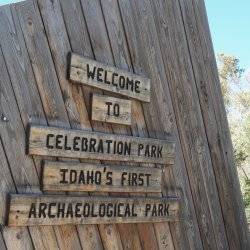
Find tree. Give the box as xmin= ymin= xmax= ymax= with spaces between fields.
xmin=217 ymin=53 xmax=244 ymax=106
xmin=217 ymin=54 xmax=250 ymax=208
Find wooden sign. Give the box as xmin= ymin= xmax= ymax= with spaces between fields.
xmin=42 ymin=161 xmax=162 ymax=193
xmin=7 ymin=194 xmax=180 ymax=226
xmin=92 ymin=94 xmax=132 ymax=125
xmin=28 ymin=125 xmax=175 ymax=164
xmin=69 ymin=53 xmax=151 ymax=102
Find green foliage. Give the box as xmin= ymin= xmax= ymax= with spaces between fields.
xmin=236 ymin=91 xmax=250 ymax=111
xmin=234 ymin=148 xmax=248 ymax=169
xmin=229 ymin=115 xmax=250 ymax=168
xmin=243 ymin=179 xmax=250 ymax=208
xmin=217 ymin=53 xmax=250 ymax=209
xmin=217 ymin=53 xmax=245 ymax=106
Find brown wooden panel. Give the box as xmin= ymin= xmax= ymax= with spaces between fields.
xmin=0 ymin=6 xmax=61 ymax=249
xmin=0 ymin=0 xmax=247 ymax=248
xmin=28 ymin=125 xmax=175 ymax=164
xmin=178 ymin=0 xmax=250 ymax=248
xmin=78 ymin=0 xmax=152 ymax=247
xmin=12 ymin=0 xmax=83 ymax=248
xmin=70 ymin=53 xmax=151 ymax=102
xmin=98 ymin=0 xmax=174 ymax=248
xmin=92 ymin=94 xmax=132 ymax=125
xmin=8 ymin=194 xmax=180 ymax=226
xmin=118 ymin=0 xmax=201 ymax=249
xmin=79 ymin=0 xmax=158 ymax=247
xmin=0 ymin=233 xmax=6 ymax=250
xmin=37 ymin=0 xmax=127 ymax=248
xmin=147 ymin=0 xmax=228 ymax=248
xmin=43 ymin=161 xmax=162 ymax=193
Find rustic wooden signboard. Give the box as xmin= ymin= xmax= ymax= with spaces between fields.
xmin=42 ymin=161 xmax=162 ymax=193
xmin=28 ymin=125 xmax=175 ymax=164
xmin=69 ymin=53 xmax=151 ymax=102
xmin=8 ymin=194 xmax=180 ymax=226
xmin=91 ymin=94 xmax=132 ymax=125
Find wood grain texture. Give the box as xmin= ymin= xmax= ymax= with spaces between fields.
xmin=178 ymin=0 xmax=250 ymax=248
xmin=3 ymin=227 xmax=34 ymax=250
xmin=78 ymin=0 xmax=145 ymax=249
xmin=0 ymin=12 xmax=60 ymax=249
xmin=43 ymin=161 xmax=162 ymax=193
xmin=118 ymin=0 xmax=202 ymax=249
xmin=0 ymin=0 xmax=248 ymax=248
xmin=0 ymin=135 xmax=16 ymax=226
xmin=70 ymin=53 xmax=151 ymax=102
xmin=28 ymin=125 xmax=175 ymax=164
xmin=37 ymin=0 xmax=123 ymax=248
xmin=30 ymin=0 xmax=103 ymax=248
xmin=147 ymin=0 xmax=228 ymax=248
xmin=13 ymin=0 xmax=83 ymax=249
xmin=92 ymin=94 xmax=132 ymax=125
xmin=98 ymin=1 xmax=171 ymax=248
xmin=8 ymin=194 xmax=180 ymax=226
xmin=0 ymin=233 xmax=6 ymax=250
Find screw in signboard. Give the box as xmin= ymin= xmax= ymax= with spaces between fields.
xmin=1 ymin=114 xmax=9 ymax=122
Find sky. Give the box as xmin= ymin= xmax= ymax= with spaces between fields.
xmin=0 ymin=0 xmax=23 ymax=5
xmin=0 ymin=0 xmax=249 ymax=71
xmin=205 ymin=0 xmax=250 ymax=72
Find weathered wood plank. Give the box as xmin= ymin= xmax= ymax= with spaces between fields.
xmin=0 ymin=13 xmax=55 ymax=248
xmin=0 ymin=48 xmax=36 ymax=249
xmin=0 ymin=137 xmax=16 ymax=226
xmin=13 ymin=0 xmax=83 ymax=249
xmin=73 ymin=4 xmax=141 ymax=246
xmin=42 ymin=161 xmax=162 ymax=193
xmin=98 ymin=0 xmax=163 ymax=248
xmin=0 ymin=232 xmax=6 ymax=250
xmin=0 ymin=3 xmax=70 ymax=249
xmin=1 ymin=137 xmax=47 ymax=249
xmin=15 ymin=1 xmax=69 ymax=127
xmin=118 ymin=0 xmax=203 ymax=249
xmin=146 ymin=0 xmax=228 ymax=248
xmin=8 ymin=194 xmax=180 ymax=226
xmin=1 ymin=0 xmax=242 ymax=249
xmin=0 ymin=24 xmax=39 ymax=192
xmin=28 ymin=125 xmax=175 ymax=164
xmin=61 ymin=0 xmax=123 ymax=246
xmin=92 ymin=94 xmax=132 ymax=125
xmin=75 ymin=225 xmax=103 ymax=250
xmin=3 ymin=227 xmax=34 ymax=250
xmin=37 ymin=0 xmax=123 ymax=248
xmin=70 ymin=53 xmax=150 ymax=102
xmin=0 ymin=136 xmax=32 ymax=250
xmin=178 ymin=0 xmax=250 ymax=248
xmin=99 ymin=0 xmax=176 ymax=248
